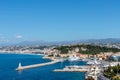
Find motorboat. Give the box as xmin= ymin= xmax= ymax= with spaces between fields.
xmin=87 ymin=59 xmax=101 ymax=65
xmin=68 ymin=55 xmax=80 ymax=61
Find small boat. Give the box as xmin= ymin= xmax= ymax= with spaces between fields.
xmin=68 ymin=55 xmax=80 ymax=61
xmin=87 ymin=61 xmax=95 ymax=65
xmin=87 ymin=59 xmax=100 ymax=65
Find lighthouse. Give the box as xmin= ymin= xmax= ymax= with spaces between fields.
xmin=18 ymin=62 xmax=22 ymax=68
xmin=16 ymin=62 xmax=23 ymax=70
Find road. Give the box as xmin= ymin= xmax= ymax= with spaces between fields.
xmin=97 ymin=73 xmax=110 ymax=80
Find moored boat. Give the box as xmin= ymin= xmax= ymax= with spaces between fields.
xmin=68 ymin=55 xmax=80 ymax=61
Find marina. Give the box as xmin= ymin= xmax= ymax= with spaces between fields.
xmin=1 ymin=52 xmax=120 ymax=80
xmin=15 ymin=53 xmax=120 ymax=80
xmin=53 ymin=58 xmax=114 ymax=80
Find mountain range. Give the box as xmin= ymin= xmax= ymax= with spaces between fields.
xmin=0 ymin=38 xmax=120 ymax=46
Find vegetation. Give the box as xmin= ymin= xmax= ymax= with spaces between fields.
xmin=104 ymin=65 xmax=120 ymax=80
xmin=55 ymin=45 xmax=120 ymax=54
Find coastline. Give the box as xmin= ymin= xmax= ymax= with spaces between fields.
xmin=0 ymin=52 xmax=56 ymax=61
xmin=0 ymin=52 xmax=45 ymax=57
xmin=0 ymin=51 xmax=58 ymax=61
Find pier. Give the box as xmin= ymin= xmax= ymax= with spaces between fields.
xmin=53 ymin=66 xmax=90 ymax=72
xmin=54 ymin=69 xmax=88 ymax=72
xmin=16 ymin=60 xmax=60 ymax=70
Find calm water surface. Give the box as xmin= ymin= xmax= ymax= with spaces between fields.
xmin=0 ymin=53 xmax=86 ymax=80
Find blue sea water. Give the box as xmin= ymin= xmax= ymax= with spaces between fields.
xmin=0 ymin=53 xmax=86 ymax=80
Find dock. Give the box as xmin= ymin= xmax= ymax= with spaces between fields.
xmin=16 ymin=60 xmax=60 ymax=70
xmin=53 ymin=66 xmax=90 ymax=72
xmin=54 ymin=69 xmax=88 ymax=72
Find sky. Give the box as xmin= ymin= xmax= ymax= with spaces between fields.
xmin=0 ymin=0 xmax=120 ymax=43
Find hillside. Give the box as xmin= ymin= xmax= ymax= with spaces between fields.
xmin=55 ymin=44 xmax=120 ymax=54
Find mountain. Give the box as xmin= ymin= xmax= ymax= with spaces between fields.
xmin=0 ymin=38 xmax=120 ymax=46
xmin=15 ymin=40 xmax=51 ymax=46
xmin=16 ymin=38 xmax=120 ymax=46
xmin=84 ymin=38 xmax=120 ymax=44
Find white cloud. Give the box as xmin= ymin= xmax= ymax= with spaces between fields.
xmin=15 ymin=35 xmax=23 ymax=39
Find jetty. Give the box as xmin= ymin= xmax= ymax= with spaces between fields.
xmin=16 ymin=60 xmax=60 ymax=70
xmin=53 ymin=65 xmax=90 ymax=72
xmin=54 ymin=68 xmax=88 ymax=72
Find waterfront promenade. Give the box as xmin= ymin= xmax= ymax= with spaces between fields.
xmin=16 ymin=60 xmax=60 ymax=70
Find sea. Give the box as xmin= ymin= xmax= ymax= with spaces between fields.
xmin=0 ymin=53 xmax=86 ymax=80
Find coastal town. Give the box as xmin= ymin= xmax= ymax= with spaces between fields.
xmin=0 ymin=43 xmax=120 ymax=80
xmin=0 ymin=0 xmax=120 ymax=80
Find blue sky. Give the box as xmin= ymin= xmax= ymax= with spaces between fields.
xmin=0 ymin=0 xmax=120 ymax=43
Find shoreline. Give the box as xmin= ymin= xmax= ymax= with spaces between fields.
xmin=0 ymin=52 xmax=55 ymax=61
xmin=0 ymin=52 xmax=57 ymax=61
xmin=0 ymin=52 xmax=44 ymax=55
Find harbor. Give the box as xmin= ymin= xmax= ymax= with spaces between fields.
xmin=15 ymin=52 xmax=120 ymax=80
xmin=52 ymin=57 xmax=120 ymax=80
xmin=53 ymin=65 xmax=102 ymax=80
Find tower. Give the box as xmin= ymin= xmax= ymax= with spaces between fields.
xmin=18 ymin=62 xmax=22 ymax=68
